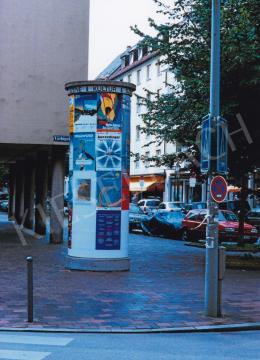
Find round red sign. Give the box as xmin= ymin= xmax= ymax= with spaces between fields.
xmin=210 ymin=176 xmax=228 ymax=203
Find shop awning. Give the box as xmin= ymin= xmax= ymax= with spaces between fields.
xmin=130 ymin=180 xmax=157 ymax=192
xmin=129 ymin=175 xmax=164 ymax=192
xmin=227 ymin=185 xmax=241 ymax=193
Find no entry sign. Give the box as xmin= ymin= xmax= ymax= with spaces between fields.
xmin=210 ymin=176 xmax=228 ymax=203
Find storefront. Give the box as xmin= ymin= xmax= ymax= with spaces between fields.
xmin=130 ymin=175 xmax=165 ymax=202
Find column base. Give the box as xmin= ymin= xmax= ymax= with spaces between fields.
xmin=66 ymin=256 xmax=130 ymax=272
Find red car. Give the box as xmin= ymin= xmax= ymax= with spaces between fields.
xmin=182 ymin=209 xmax=258 ymax=243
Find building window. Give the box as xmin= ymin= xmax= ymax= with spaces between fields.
xmin=128 ymin=74 xmax=132 ymax=83
xmin=156 ymin=62 xmax=161 ymax=76
xmin=142 ymin=46 xmax=148 ymax=57
xmin=146 ymin=64 xmax=151 ymax=81
xmin=145 ymin=151 xmax=150 ymax=168
xmin=136 ymin=96 xmax=141 ymax=113
xmin=136 ymin=125 xmax=141 ymax=141
xmin=120 ymin=78 xmax=123 ymax=82
xmin=137 ymin=70 xmax=141 ymax=85
xmin=133 ymin=48 xmax=138 ymax=62
xmin=135 ymin=159 xmax=140 ymax=169
xmin=156 ymin=149 xmax=161 ymax=157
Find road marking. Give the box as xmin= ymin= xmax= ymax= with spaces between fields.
xmin=0 ymin=334 xmax=73 ymax=346
xmin=0 ymin=349 xmax=50 ymax=360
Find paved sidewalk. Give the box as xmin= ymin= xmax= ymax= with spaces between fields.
xmin=0 ymin=214 xmax=259 ymax=330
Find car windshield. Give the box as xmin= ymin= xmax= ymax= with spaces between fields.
xmin=218 ymin=211 xmax=238 ymax=222
xmin=248 ymin=211 xmax=260 ymax=218
xmin=160 ymin=211 xmax=184 ymax=222
xmin=146 ymin=200 xmax=160 ymax=207
xmin=168 ymin=202 xmax=184 ymax=208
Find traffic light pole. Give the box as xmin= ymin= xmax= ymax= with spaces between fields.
xmin=205 ymin=0 xmax=221 ymax=317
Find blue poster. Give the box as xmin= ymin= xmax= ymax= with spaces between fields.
xmin=97 ymin=93 xmax=122 ymax=131
xmin=96 ymin=210 xmax=121 ymax=250
xmin=121 ymin=95 xmax=131 ymax=171
xmin=74 ymin=94 xmax=97 ymax=132
xmin=73 ymin=133 xmax=95 ymax=171
xmin=96 ymin=132 xmax=122 ymax=171
xmin=96 ymin=171 xmax=121 ymax=209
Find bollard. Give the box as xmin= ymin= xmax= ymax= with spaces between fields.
xmin=27 ymin=256 xmax=33 ymax=323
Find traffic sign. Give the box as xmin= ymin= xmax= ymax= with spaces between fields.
xmin=201 ymin=115 xmax=211 ymax=173
xmin=217 ymin=117 xmax=228 ymax=174
xmin=210 ymin=176 xmax=228 ymax=203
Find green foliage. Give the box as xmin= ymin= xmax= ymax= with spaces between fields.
xmin=132 ymin=0 xmax=260 ymax=178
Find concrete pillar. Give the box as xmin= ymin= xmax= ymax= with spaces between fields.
xmin=24 ymin=156 xmax=35 ymax=230
xmin=164 ymin=170 xmax=172 ymax=202
xmin=183 ymin=180 xmax=187 ymax=203
xmin=201 ymin=182 xmax=207 ymax=202
xmin=14 ymin=160 xmax=25 ymax=225
xmin=35 ymin=151 xmax=48 ymax=235
xmin=50 ymin=146 xmax=65 ymax=244
xmin=8 ymin=163 xmax=16 ymax=220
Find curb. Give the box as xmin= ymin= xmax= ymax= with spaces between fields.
xmin=0 ymin=323 xmax=259 ymax=334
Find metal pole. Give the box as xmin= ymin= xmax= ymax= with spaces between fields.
xmin=27 ymin=256 xmax=33 ymax=322
xmin=205 ymin=0 xmax=221 ymax=317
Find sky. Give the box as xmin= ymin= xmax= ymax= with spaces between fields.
xmin=88 ymin=0 xmax=166 ymax=79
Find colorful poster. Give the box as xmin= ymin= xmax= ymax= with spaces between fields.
xmin=73 ymin=171 xmax=96 ymax=206
xmin=96 ymin=210 xmax=121 ymax=250
xmin=96 ymin=171 xmax=121 ymax=209
xmin=69 ymin=96 xmax=75 ymax=133
xmin=73 ymin=133 xmax=95 ymax=171
xmin=121 ymin=94 xmax=131 ymax=171
xmin=74 ymin=94 xmax=97 ymax=132
xmin=68 ymin=207 xmax=73 ymax=249
xmin=96 ymin=132 xmax=122 ymax=171
xmin=97 ymin=93 xmax=122 ymax=131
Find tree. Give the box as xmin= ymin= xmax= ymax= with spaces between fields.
xmin=132 ymin=0 xmax=260 ymax=244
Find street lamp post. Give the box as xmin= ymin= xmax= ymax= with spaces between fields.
xmin=204 ymin=0 xmax=221 ymax=317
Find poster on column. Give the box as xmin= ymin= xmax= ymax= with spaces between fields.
xmin=73 ymin=133 xmax=95 ymax=171
xmin=121 ymin=94 xmax=131 ymax=171
xmin=69 ymin=96 xmax=75 ymax=133
xmin=96 ymin=132 xmax=122 ymax=171
xmin=73 ymin=171 xmax=96 ymax=206
xmin=96 ymin=171 xmax=121 ymax=209
xmin=97 ymin=93 xmax=122 ymax=131
xmin=121 ymin=172 xmax=130 ymax=210
xmin=74 ymin=94 xmax=97 ymax=132
xmin=96 ymin=210 xmax=121 ymax=250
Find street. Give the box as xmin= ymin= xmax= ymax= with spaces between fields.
xmin=0 ymin=330 xmax=259 ymax=359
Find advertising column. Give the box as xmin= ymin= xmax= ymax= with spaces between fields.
xmin=65 ymin=81 xmax=135 ymax=271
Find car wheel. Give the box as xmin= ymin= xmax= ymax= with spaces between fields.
xmin=182 ymin=229 xmax=190 ymax=241
xmin=140 ymin=222 xmax=152 ymax=236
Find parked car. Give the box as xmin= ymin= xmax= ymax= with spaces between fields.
xmin=158 ymin=201 xmax=185 ymax=212
xmin=182 ymin=209 xmax=258 ymax=243
xmin=0 ymin=200 xmax=8 ymax=212
xmin=141 ymin=209 xmax=184 ymax=238
xmin=138 ymin=198 xmax=161 ymax=214
xmin=245 ymin=208 xmax=260 ymax=235
xmin=129 ymin=203 xmax=150 ymax=232
xmin=184 ymin=202 xmax=207 ymax=213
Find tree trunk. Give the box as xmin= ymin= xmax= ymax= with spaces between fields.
xmin=238 ymin=175 xmax=248 ymax=247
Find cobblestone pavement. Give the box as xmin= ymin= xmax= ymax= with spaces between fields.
xmin=0 ymin=213 xmax=259 ymax=330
